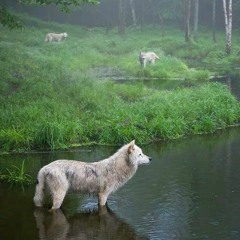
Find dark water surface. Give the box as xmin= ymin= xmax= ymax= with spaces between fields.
xmin=1 ymin=127 xmax=240 ymax=239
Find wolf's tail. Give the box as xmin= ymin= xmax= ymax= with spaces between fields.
xmin=33 ymin=168 xmax=45 ymax=207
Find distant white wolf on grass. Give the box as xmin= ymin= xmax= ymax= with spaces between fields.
xmin=139 ymin=51 xmax=160 ymax=68
xmin=33 ymin=140 xmax=152 ymax=209
xmin=45 ymin=32 xmax=68 ymax=42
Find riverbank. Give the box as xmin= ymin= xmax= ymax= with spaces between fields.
xmin=1 ymin=14 xmax=240 ymax=152
xmin=1 ymin=77 xmax=240 ymax=152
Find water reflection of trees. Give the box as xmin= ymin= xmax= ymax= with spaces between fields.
xmin=34 ymin=205 xmax=148 ymax=240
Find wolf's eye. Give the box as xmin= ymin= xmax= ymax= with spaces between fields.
xmin=139 ymin=153 xmax=142 ymax=157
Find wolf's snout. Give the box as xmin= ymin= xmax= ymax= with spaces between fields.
xmin=149 ymin=157 xmax=152 ymax=161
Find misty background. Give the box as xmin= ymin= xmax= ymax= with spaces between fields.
xmin=2 ymin=0 xmax=240 ymax=30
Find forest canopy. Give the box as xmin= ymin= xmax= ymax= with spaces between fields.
xmin=0 ymin=0 xmax=98 ymax=29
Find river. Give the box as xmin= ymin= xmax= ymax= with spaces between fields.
xmin=1 ymin=127 xmax=240 ymax=239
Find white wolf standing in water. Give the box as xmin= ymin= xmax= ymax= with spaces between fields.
xmin=139 ymin=51 xmax=160 ymax=68
xmin=33 ymin=140 xmax=151 ymax=209
xmin=45 ymin=32 xmax=68 ymax=42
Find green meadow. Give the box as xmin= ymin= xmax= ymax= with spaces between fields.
xmin=1 ymin=14 xmax=240 ymax=152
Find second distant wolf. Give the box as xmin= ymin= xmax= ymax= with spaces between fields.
xmin=139 ymin=51 xmax=159 ymax=68
xmin=45 ymin=32 xmax=68 ymax=42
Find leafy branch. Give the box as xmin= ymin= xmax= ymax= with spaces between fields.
xmin=0 ymin=0 xmax=99 ymax=29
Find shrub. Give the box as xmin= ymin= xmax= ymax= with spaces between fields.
xmin=0 ymin=160 xmax=32 ymax=185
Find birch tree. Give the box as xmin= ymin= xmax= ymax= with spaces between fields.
xmin=222 ymin=0 xmax=232 ymax=55
xmin=129 ymin=0 xmax=137 ymax=26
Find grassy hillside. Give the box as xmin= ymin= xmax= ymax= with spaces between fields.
xmin=0 ymin=14 xmax=240 ymax=152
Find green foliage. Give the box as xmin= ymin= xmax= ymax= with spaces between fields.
xmin=0 ymin=0 xmax=98 ymax=29
xmin=0 ymin=6 xmax=23 ymax=29
xmin=143 ymin=83 xmax=240 ymax=137
xmin=185 ymin=69 xmax=210 ymax=81
xmin=151 ymin=0 xmax=183 ymax=21
xmin=1 ymin=15 xmax=240 ymax=152
xmin=34 ymin=121 xmax=66 ymax=150
xmin=0 ymin=129 xmax=31 ymax=152
xmin=1 ymin=74 xmax=240 ymax=151
xmin=0 ymin=160 xmax=32 ymax=185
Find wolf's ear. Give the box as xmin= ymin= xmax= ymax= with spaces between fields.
xmin=128 ymin=140 xmax=135 ymax=154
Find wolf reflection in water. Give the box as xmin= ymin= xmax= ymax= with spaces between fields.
xmin=34 ymin=205 xmax=149 ymax=240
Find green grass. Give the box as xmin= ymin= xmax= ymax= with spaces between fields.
xmin=0 ymin=160 xmax=32 ymax=184
xmin=0 ymin=13 xmax=240 ymax=152
xmin=1 ymin=76 xmax=240 ymax=151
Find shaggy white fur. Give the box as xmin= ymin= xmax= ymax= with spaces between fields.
xmin=45 ymin=32 xmax=68 ymax=42
xmin=33 ymin=140 xmax=151 ymax=209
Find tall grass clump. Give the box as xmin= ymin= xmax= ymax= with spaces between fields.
xmin=143 ymin=83 xmax=240 ymax=139
xmin=1 ymin=70 xmax=240 ymax=150
xmin=90 ymin=82 xmax=240 ymax=144
xmin=185 ymin=69 xmax=210 ymax=81
xmin=0 ymin=160 xmax=32 ymax=185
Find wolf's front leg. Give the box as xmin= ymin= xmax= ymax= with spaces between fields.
xmin=98 ymin=192 xmax=109 ymax=206
xmin=143 ymin=59 xmax=147 ymax=68
xmin=51 ymin=188 xmax=67 ymax=209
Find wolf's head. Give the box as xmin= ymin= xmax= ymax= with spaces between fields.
xmin=127 ymin=140 xmax=151 ymax=165
xmin=63 ymin=33 xmax=68 ymax=38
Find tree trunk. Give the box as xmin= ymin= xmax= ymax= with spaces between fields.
xmin=223 ymin=0 xmax=232 ymax=55
xmin=193 ymin=0 xmax=199 ymax=40
xmin=140 ymin=0 xmax=145 ymax=32
xmin=212 ymin=0 xmax=217 ymax=43
xmin=184 ymin=0 xmax=191 ymax=42
xmin=158 ymin=13 xmax=165 ymax=37
xmin=47 ymin=5 xmax=53 ymax=22
xmin=118 ymin=0 xmax=126 ymax=35
xmin=129 ymin=0 xmax=137 ymax=26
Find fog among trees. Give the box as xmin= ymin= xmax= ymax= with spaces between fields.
xmin=1 ymin=0 xmax=240 ymax=54
xmin=1 ymin=0 xmax=240 ymax=29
